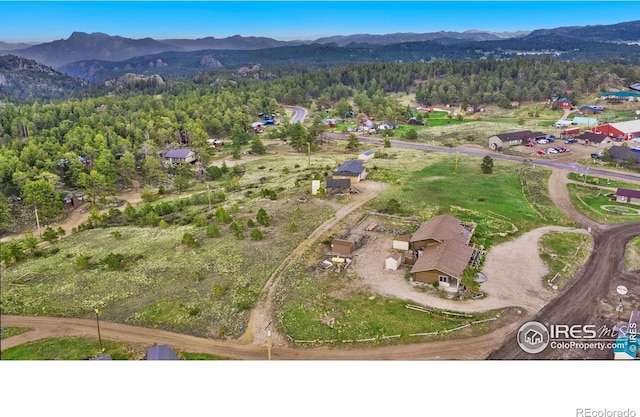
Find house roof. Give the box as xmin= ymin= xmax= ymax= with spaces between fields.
xmin=608 ymin=120 xmax=640 ymax=134
xmin=601 ymin=91 xmax=640 ymax=98
xmin=572 ymin=117 xmax=598 ymax=126
xmin=335 ymin=160 xmax=365 ymax=175
xmin=410 ymin=238 xmax=474 ymax=279
xmin=144 ymin=344 xmax=179 ymax=360
xmin=558 ymin=97 xmax=572 ymax=103
xmin=615 ymin=188 xmax=640 ymax=199
xmin=410 ymin=214 xmax=472 ymax=246
xmin=493 ymin=130 xmax=546 ymax=142
xmin=165 ymin=149 xmax=194 ymax=159
xmin=608 ymin=146 xmax=640 ymax=164
xmin=326 ymin=178 xmax=351 ymax=188
xmin=579 ymin=105 xmax=602 ymax=111
xmin=575 ymin=132 xmax=609 ymax=143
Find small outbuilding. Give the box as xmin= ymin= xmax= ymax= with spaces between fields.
xmin=331 ymin=238 xmax=355 ymax=255
xmin=385 ymin=253 xmax=403 ymax=270
xmin=358 ymin=150 xmax=375 ymax=161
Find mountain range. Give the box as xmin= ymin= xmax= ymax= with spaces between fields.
xmin=0 ymin=28 xmax=532 ymax=69
xmin=1 ymin=19 xmax=640 ymax=97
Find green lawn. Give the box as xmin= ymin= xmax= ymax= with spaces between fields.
xmin=567 ymin=172 xmax=640 ymax=190
xmin=0 ymin=337 xmax=143 ymax=360
xmin=0 ymin=336 xmax=232 ymax=360
xmin=567 ymin=183 xmax=640 ymax=224
xmin=366 ymin=153 xmax=573 ymax=248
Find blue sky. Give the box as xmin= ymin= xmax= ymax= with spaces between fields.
xmin=0 ymin=1 xmax=638 ymax=43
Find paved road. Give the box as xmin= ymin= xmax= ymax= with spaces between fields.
xmin=283 ymin=105 xmax=307 ymax=124
xmin=329 ymin=133 xmax=640 ymax=184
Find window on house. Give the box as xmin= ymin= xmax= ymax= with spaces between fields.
xmin=439 ymin=276 xmax=448 ymax=283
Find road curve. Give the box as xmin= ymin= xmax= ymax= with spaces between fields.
xmin=282 ymin=105 xmax=307 ymax=124
xmin=489 ymin=222 xmax=640 ymax=359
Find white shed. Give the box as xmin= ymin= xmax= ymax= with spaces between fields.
xmin=392 ymin=240 xmax=409 ymax=251
xmin=385 ymin=253 xmax=403 ymax=270
xmin=311 ymin=180 xmax=321 ymax=195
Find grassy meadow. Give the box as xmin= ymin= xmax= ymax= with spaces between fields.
xmin=538 ymin=232 xmax=593 ymax=290
xmin=1 ymin=193 xmax=334 ymax=338
xmin=567 ymin=183 xmax=640 ymax=224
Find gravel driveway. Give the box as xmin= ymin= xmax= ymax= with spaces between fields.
xmin=352 ymin=224 xmax=589 ymax=314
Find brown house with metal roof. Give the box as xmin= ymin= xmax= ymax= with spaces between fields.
xmin=409 ymin=214 xmax=475 ymax=291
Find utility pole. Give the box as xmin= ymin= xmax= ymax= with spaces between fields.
xmin=307 ymin=142 xmax=311 ymax=166
xmin=206 ymin=183 xmax=212 ymax=211
xmin=34 ymin=205 xmax=41 ymax=237
xmin=95 ymin=308 xmax=103 ymax=352
xmin=266 ymin=330 xmax=272 ymax=361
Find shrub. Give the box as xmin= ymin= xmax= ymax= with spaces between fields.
xmin=213 ymin=285 xmax=226 ymax=299
xmin=250 ymin=228 xmax=263 ymax=241
xmin=181 ymin=232 xmax=198 ymax=247
xmin=256 ymin=208 xmax=269 ymax=226
xmin=42 ymin=226 xmax=59 ymax=244
xmin=105 ymin=253 xmax=124 ymax=270
xmin=76 ymin=255 xmax=90 ymax=271
xmin=111 ymin=231 xmax=123 ymax=240
xmin=206 ymin=224 xmax=220 ymax=238
xmin=158 ymin=219 xmax=169 ymax=229
xmin=194 ymin=271 xmax=204 ymax=282
xmin=247 ymin=219 xmax=256 ymax=228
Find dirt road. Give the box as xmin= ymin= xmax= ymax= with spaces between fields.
xmin=489 ymin=222 xmax=640 ymax=359
xmin=239 ymin=181 xmax=387 ymax=347
xmin=0 ymin=314 xmax=519 ymax=360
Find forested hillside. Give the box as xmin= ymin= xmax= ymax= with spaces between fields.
xmin=1 ymin=57 xmax=639 ymax=232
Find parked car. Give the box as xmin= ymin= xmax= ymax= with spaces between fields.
xmin=565 ymin=138 xmax=576 ymax=144
xmin=590 ymin=153 xmax=600 ymax=159
xmin=536 ymin=139 xmax=548 ymax=144
xmin=548 ymin=148 xmax=559 ymax=154
xmin=559 ymin=147 xmax=568 ymax=153
xmin=546 ymin=137 xmax=555 ymax=143
xmin=537 ymin=150 xmax=546 ymax=155
xmin=525 ymin=142 xmax=535 ymax=147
